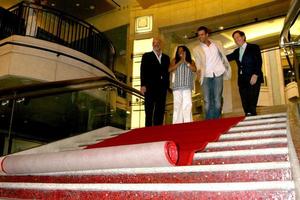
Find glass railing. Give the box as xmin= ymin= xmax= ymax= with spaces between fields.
xmin=0 ymin=76 xmax=143 ymax=155
xmin=279 ymin=0 xmax=300 ymax=90
xmin=279 ymin=0 xmax=300 ymax=48
xmin=0 ymin=1 xmax=115 ymax=70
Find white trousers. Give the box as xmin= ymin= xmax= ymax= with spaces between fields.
xmin=172 ymin=89 xmax=193 ymax=124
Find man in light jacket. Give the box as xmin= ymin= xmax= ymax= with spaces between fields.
xmin=193 ymin=26 xmax=231 ymax=119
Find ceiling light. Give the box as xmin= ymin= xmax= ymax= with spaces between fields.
xmin=76 ymin=3 xmax=80 ymax=7
xmin=89 ymin=5 xmax=95 ymax=10
xmin=51 ymin=3 xmax=55 ymax=6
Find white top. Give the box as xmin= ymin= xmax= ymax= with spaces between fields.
xmin=153 ymin=50 xmax=162 ymax=64
xmin=200 ymin=42 xmax=225 ymax=77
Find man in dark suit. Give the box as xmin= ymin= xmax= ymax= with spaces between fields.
xmin=227 ymin=30 xmax=263 ymax=116
xmin=140 ymin=37 xmax=170 ymax=126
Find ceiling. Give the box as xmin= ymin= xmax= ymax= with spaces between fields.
xmin=0 ymin=0 xmax=176 ymax=19
xmin=0 ymin=0 xmax=291 ymax=49
xmin=161 ymin=0 xmax=291 ymax=50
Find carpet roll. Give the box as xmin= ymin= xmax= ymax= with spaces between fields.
xmin=0 ymin=141 xmax=178 ymax=174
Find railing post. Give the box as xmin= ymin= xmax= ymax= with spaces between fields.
xmin=16 ymin=4 xmax=24 ymax=35
xmin=88 ymin=26 xmax=94 ymax=56
xmin=6 ymin=93 xmax=16 ymax=155
xmin=56 ymin=14 xmax=62 ymax=44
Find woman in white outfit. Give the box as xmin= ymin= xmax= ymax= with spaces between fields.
xmin=169 ymin=45 xmax=196 ymax=124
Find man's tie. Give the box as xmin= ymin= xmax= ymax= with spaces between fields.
xmin=239 ymin=47 xmax=244 ymax=62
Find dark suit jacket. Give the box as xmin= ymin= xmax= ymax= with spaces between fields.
xmin=227 ymin=43 xmax=263 ymax=82
xmin=140 ymin=51 xmax=170 ymax=92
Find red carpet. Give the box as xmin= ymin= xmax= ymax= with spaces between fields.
xmin=86 ymin=116 xmax=244 ymax=165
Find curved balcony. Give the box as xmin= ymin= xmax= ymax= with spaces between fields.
xmin=0 ymin=1 xmax=115 ymax=70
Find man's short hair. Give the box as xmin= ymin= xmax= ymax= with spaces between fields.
xmin=197 ymin=26 xmax=209 ymax=34
xmin=232 ymin=30 xmax=245 ymax=38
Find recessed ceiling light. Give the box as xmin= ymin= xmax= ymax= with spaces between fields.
xmin=76 ymin=3 xmax=80 ymax=7
xmin=51 ymin=3 xmax=55 ymax=6
xmin=89 ymin=5 xmax=95 ymax=10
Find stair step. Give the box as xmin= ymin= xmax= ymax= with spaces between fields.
xmin=219 ymin=129 xmax=287 ymax=140
xmin=220 ymin=129 xmax=287 ymax=141
xmin=195 ymin=148 xmax=288 ymax=159
xmin=0 ymin=181 xmax=295 ymax=200
xmin=237 ymin=117 xmax=286 ymax=126
xmin=206 ymin=138 xmax=287 ymax=149
xmin=0 ymin=169 xmax=291 ymax=183
xmin=193 ymin=155 xmax=288 ymax=165
xmin=228 ymin=123 xmax=286 ymax=133
xmin=0 ymin=162 xmax=291 ymax=183
xmin=205 ymin=138 xmax=287 ymax=151
xmin=193 ymin=148 xmax=289 ymax=165
xmin=244 ymin=113 xmax=287 ymax=120
xmin=205 ymin=143 xmax=288 ymax=152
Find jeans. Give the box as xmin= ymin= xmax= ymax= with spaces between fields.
xmin=202 ymin=74 xmax=223 ymax=119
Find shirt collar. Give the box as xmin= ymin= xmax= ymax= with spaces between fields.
xmin=241 ymin=42 xmax=247 ymax=49
xmin=153 ymin=50 xmax=162 ymax=57
xmin=200 ymin=39 xmax=213 ymax=47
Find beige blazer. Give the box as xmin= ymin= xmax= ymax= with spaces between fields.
xmin=193 ymin=39 xmax=231 ymax=85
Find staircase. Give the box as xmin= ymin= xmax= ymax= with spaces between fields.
xmin=0 ymin=113 xmax=299 ymax=199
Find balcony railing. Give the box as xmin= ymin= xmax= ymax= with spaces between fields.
xmin=0 ymin=1 xmax=115 ymax=70
xmin=0 ymin=76 xmax=144 ymax=155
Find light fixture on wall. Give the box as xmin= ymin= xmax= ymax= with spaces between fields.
xmin=135 ymin=16 xmax=153 ymax=33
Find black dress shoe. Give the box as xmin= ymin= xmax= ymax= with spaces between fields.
xmin=246 ymin=113 xmax=257 ymax=116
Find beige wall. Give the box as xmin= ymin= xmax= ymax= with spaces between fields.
xmin=259 ymin=49 xmax=285 ymax=106
xmin=0 ymin=36 xmax=115 ymax=82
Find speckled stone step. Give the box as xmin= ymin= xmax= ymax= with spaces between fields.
xmin=0 ymin=162 xmax=291 ymax=184
xmin=0 ymin=181 xmax=295 ymax=200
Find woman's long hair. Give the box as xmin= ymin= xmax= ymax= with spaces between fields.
xmin=175 ymin=45 xmax=192 ymax=64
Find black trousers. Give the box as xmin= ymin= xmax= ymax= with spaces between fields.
xmin=238 ymin=76 xmax=261 ymax=116
xmin=144 ymin=88 xmax=167 ymax=127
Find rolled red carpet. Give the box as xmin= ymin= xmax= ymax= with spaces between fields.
xmin=87 ymin=116 xmax=245 ymax=165
xmin=0 ymin=141 xmax=177 ymax=174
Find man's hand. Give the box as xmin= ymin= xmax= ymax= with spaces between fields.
xmin=250 ymin=74 xmax=258 ymax=85
xmin=140 ymin=86 xmax=146 ymax=95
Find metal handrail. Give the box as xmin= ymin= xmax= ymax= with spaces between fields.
xmin=1 ymin=1 xmax=115 ymax=70
xmin=0 ymin=76 xmax=143 ymax=101
xmin=279 ymin=0 xmax=300 ymax=47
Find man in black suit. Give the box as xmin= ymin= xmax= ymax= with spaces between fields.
xmin=227 ymin=30 xmax=263 ymax=116
xmin=140 ymin=38 xmax=170 ymax=126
